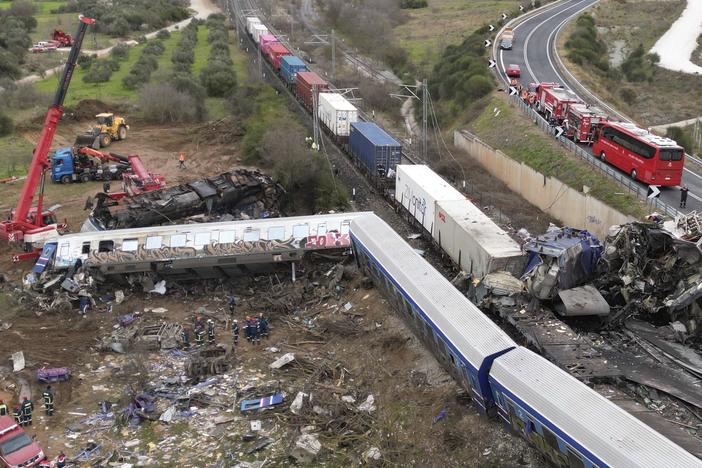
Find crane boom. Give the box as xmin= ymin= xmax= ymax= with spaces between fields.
xmin=1 ymin=15 xmax=94 ymax=245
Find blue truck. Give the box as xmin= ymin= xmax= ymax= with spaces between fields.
xmin=280 ymin=55 xmax=308 ymax=85
xmin=349 ymin=122 xmax=402 ymax=179
xmin=51 ymin=146 xmax=129 ymax=184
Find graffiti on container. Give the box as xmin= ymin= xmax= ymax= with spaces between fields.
xmin=586 ymin=215 xmax=602 ymax=225
xmin=402 ymin=184 xmax=427 ymax=218
xmin=304 ymin=232 xmax=350 ymax=248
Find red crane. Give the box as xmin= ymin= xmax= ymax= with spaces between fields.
xmin=0 ymin=15 xmax=95 ymax=259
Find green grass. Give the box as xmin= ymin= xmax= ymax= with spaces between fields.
xmin=0 ymin=135 xmax=33 ymax=178
xmin=471 ymin=94 xmax=648 ymax=218
xmin=192 ymin=26 xmax=210 ymax=76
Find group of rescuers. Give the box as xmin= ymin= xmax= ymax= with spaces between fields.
xmin=0 ymin=387 xmax=54 ymax=426
xmin=179 ymin=295 xmax=270 ymax=351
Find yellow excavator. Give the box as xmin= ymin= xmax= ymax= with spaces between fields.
xmin=75 ymin=113 xmax=129 ymax=149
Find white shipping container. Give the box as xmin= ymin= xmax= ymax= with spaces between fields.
xmin=395 ymin=165 xmax=464 ymax=235
xmin=434 ymin=199 xmax=526 ymax=278
xmin=318 ymin=93 xmax=358 ymax=137
xmin=252 ymin=24 xmax=269 ymax=44
xmin=246 ymin=17 xmax=261 ymax=35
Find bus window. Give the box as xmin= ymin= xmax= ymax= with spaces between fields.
xmin=660 ymin=148 xmax=683 ymax=161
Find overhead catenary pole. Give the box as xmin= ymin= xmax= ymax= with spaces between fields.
xmin=331 ymin=29 xmax=336 ymax=82
xmin=312 ymin=83 xmax=320 ymax=151
xmin=258 ymin=39 xmax=263 ymax=80
xmin=422 ymin=79 xmax=428 ymax=161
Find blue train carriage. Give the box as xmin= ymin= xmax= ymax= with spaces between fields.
xmin=280 ymin=55 xmax=308 ymax=86
xmin=350 ymin=214 xmax=516 ymax=412
xmin=348 ymin=122 xmax=402 ymax=185
xmin=489 ymin=346 xmax=702 ymax=468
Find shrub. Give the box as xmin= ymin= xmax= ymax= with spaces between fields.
xmin=200 ymin=62 xmax=237 ymax=97
xmin=77 ymin=52 xmax=96 ymax=68
xmin=109 ymin=17 xmax=130 ymax=37
xmin=82 ymin=59 xmax=115 ymax=83
xmin=621 ymin=44 xmax=658 ymax=82
xmin=139 ymin=84 xmax=199 ymax=123
xmin=400 ymin=0 xmax=428 ymax=8
xmin=0 ymin=112 xmax=13 ymax=137
xmin=156 ymin=29 xmax=171 ymax=40
xmin=565 ymin=14 xmax=609 ymax=72
xmin=619 ymin=87 xmax=636 ymax=105
xmin=110 ymin=43 xmax=129 ymax=61
xmin=142 ymin=41 xmax=166 ymax=56
xmin=171 ymin=48 xmax=195 ymax=65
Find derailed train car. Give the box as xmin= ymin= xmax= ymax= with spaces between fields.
xmin=350 ymin=214 xmax=701 ymax=468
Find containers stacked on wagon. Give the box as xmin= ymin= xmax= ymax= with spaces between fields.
xmin=259 ymin=34 xmax=277 ymax=51
xmin=266 ymin=43 xmax=291 ymax=69
xmin=251 ymin=23 xmax=268 ymax=44
xmin=318 ymin=93 xmax=358 ymax=138
xmin=245 ymin=17 xmax=261 ymax=35
xmin=280 ymin=56 xmax=309 ymax=85
xmin=296 ymin=71 xmax=328 ymax=110
xmin=349 ymin=122 xmax=402 ymax=178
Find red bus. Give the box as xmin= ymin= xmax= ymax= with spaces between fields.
xmin=592 ymin=122 xmax=684 ymax=186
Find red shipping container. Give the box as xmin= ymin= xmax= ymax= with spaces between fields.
xmin=296 ymin=71 xmax=329 ymax=110
xmin=266 ymin=43 xmax=291 ymax=69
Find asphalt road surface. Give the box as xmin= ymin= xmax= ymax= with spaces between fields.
xmin=498 ymin=0 xmax=702 ymax=213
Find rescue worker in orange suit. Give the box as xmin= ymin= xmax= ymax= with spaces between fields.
xmin=0 ymin=399 xmax=7 ymax=416
xmin=178 ymin=152 xmax=186 ymax=169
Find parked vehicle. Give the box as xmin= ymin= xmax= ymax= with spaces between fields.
xmin=348 ymin=122 xmax=402 ymax=179
xmin=500 ymin=27 xmax=514 ymax=49
xmin=0 ymin=415 xmax=46 ymax=467
xmin=592 ymin=121 xmax=685 ymax=185
xmin=506 ymin=64 xmax=521 ymax=78
xmin=52 ymin=28 xmax=73 ymax=47
xmin=318 ymin=93 xmax=358 ymax=138
xmin=536 ymin=86 xmax=579 ymax=121
xmin=51 ymin=147 xmax=129 ymax=184
xmin=564 ymin=104 xmax=608 ymax=144
xmin=75 ymin=113 xmax=129 ymax=149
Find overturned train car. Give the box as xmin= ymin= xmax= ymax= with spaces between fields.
xmin=83 ymin=170 xmax=281 ymax=231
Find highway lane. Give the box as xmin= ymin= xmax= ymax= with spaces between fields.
xmin=497 ymin=0 xmax=702 ymax=213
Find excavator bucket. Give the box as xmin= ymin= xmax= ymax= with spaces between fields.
xmin=75 ymin=131 xmax=100 ymax=149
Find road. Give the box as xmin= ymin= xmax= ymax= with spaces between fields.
xmin=497 ymin=0 xmax=702 ymax=213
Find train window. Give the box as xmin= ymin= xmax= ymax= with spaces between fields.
xmin=145 ymin=236 xmax=162 ymax=250
xmin=122 ymin=239 xmax=138 ymax=252
xmin=543 ymin=427 xmax=559 ymax=450
xmin=243 ymin=229 xmax=260 ymax=242
xmin=98 ymin=240 xmax=114 ymax=252
xmin=81 ymin=242 xmax=91 ymax=254
xmin=340 ymin=222 xmax=350 ymax=234
xmin=59 ymin=244 xmax=69 ymax=258
xmin=268 ymin=226 xmax=285 ymax=240
xmin=566 ymin=447 xmax=584 ymax=468
xmin=219 ymin=231 xmax=235 ymax=244
xmin=170 ymin=234 xmax=186 ymax=248
xmin=194 ymin=232 xmax=211 ymax=246
xmin=293 ymin=224 xmax=309 ymax=238
xmin=317 ymin=223 xmax=327 ymax=235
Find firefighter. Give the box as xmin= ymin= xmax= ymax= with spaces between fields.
xmin=56 ymin=451 xmax=67 ymax=468
xmin=258 ymin=313 xmax=269 ymax=338
xmin=21 ymin=396 xmax=33 ymax=426
xmin=178 ymin=152 xmax=186 ymax=169
xmin=206 ymin=319 xmax=215 ymax=345
xmin=181 ymin=327 xmax=190 ymax=350
xmin=194 ymin=316 xmax=205 ymax=346
xmin=253 ymin=318 xmax=262 ymax=345
xmin=79 ymin=295 xmax=90 ymax=316
xmin=231 ymin=319 xmax=239 ymax=346
xmin=227 ymin=295 xmax=237 ymax=316
xmin=680 ymin=185 xmax=689 ymax=208
xmin=0 ymin=399 xmax=7 ymax=416
xmin=12 ymin=405 xmax=22 ymax=425
xmin=42 ymin=385 xmax=54 ymax=416
xmin=245 ymin=316 xmax=253 ymax=342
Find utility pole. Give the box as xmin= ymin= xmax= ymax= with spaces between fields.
xmin=331 ymin=29 xmax=336 ymax=82
xmin=305 ymin=30 xmax=336 ymax=82
xmin=312 ymin=83 xmax=320 ymax=151
xmin=257 ymin=39 xmax=263 ymax=80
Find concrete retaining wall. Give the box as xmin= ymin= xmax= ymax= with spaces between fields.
xmin=454 ymin=130 xmax=634 ymax=238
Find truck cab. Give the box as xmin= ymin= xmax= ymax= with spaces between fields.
xmin=51 ymin=147 xmax=92 ymax=184
xmin=0 ymin=415 xmax=45 ymax=467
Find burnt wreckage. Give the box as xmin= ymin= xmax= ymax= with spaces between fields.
xmin=84 ymin=170 xmax=282 ymax=231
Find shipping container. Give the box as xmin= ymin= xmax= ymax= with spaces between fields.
xmin=433 ymin=199 xmax=525 ymax=279
xmin=349 ymin=122 xmax=402 ymax=177
xmin=259 ymin=34 xmax=277 ymax=50
xmin=251 ymin=24 xmax=269 ymax=44
xmin=395 ymin=165 xmax=464 ymax=235
xmin=265 ymin=43 xmax=291 ymax=69
xmin=318 ymin=93 xmax=358 ymax=138
xmin=296 ymin=71 xmax=328 ymax=110
xmin=246 ymin=17 xmax=261 ymax=35
xmin=280 ymin=55 xmax=309 ymax=84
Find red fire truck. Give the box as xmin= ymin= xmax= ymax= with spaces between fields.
xmin=592 ymin=122 xmax=685 ymax=186
xmin=536 ymin=86 xmax=580 ymax=121
xmin=564 ymin=104 xmax=608 ymax=144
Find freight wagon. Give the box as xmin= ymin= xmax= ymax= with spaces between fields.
xmin=395 ymin=165 xmax=465 ymax=235
xmin=259 ymin=34 xmax=277 ymax=50
xmin=280 ymin=55 xmax=309 ymax=85
xmin=266 ymin=43 xmax=291 ymax=69
xmin=318 ymin=93 xmax=358 ymax=138
xmin=433 ymin=199 xmax=525 ymax=279
xmin=245 ymin=17 xmax=261 ymax=35
xmin=251 ymin=23 xmax=268 ymax=44
xmin=349 ymin=122 xmax=402 ymax=180
xmin=295 ymin=71 xmax=328 ymax=110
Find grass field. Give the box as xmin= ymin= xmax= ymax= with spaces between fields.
xmin=557 ymin=0 xmax=702 ymax=126
xmin=394 ymin=0 xmax=518 ymax=73
xmin=470 ymin=93 xmax=648 ymax=217
xmin=0 ymin=135 xmax=33 ymax=178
